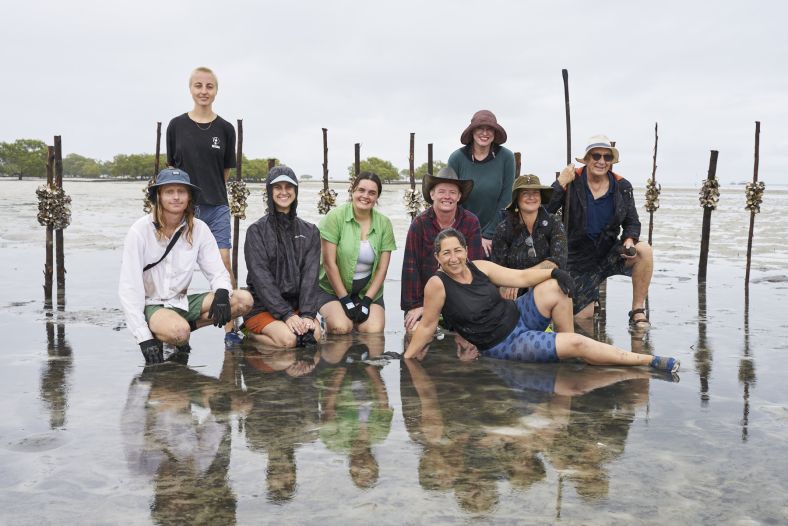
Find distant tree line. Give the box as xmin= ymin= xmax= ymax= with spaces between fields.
xmin=1 ymin=138 xmax=443 ymax=183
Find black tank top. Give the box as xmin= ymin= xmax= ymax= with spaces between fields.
xmin=437 ymin=261 xmax=519 ymax=349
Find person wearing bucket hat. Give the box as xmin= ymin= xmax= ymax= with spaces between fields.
xmin=491 ymin=175 xmax=567 ymax=300
xmin=119 ymin=168 xmax=253 ymax=364
xmin=243 ymin=166 xmax=323 ymax=348
xmin=401 ymin=167 xmax=483 ymax=331
xmin=546 ymin=135 xmax=653 ymax=328
xmin=448 ymin=110 xmax=516 ymax=256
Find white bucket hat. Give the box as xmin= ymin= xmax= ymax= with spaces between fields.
xmin=576 ymin=134 xmax=620 ymax=164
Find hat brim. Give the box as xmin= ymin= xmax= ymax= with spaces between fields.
xmin=460 ymin=123 xmax=508 ymax=145
xmin=422 ymin=173 xmax=474 ymax=205
xmin=148 ymin=181 xmax=201 ymax=203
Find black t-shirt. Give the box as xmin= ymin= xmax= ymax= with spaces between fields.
xmin=437 ymin=261 xmax=519 ymax=349
xmin=166 ymin=113 xmax=236 ymax=206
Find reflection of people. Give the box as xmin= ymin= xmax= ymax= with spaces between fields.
xmin=317 ymin=337 xmax=392 ymax=488
xmin=492 ymin=175 xmax=567 ymax=299
xmin=242 ymin=350 xmax=321 ymax=502
xmin=318 ymin=172 xmax=396 ymax=334
xmin=118 ymin=169 xmax=252 ymax=364
xmin=401 ymin=166 xmax=482 ymax=331
xmin=404 ymin=228 xmax=678 ymax=373
xmin=166 ymin=67 xmax=239 ymax=344
xmin=244 ymin=166 xmax=322 ymax=348
xmin=547 ymin=135 xmax=653 ymax=327
xmin=448 ymin=110 xmax=515 ymax=257
xmin=121 ymin=366 xmax=237 ymax=524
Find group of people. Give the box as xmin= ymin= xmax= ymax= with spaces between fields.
xmin=119 ymin=66 xmax=678 ymax=374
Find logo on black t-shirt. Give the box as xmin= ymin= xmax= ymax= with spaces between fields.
xmin=211 ymin=137 xmax=221 ymax=149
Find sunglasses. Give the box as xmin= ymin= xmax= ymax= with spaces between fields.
xmin=589 ymin=153 xmax=614 ymax=162
xmin=525 ymin=236 xmax=536 ymax=258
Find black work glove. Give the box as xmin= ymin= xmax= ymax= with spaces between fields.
xmin=208 ymin=288 xmax=231 ymax=327
xmin=296 ymin=329 xmax=318 ymax=348
xmin=139 ymin=339 xmax=163 ymax=364
xmin=354 ymin=295 xmax=373 ymax=324
xmin=551 ymin=268 xmax=574 ymax=298
xmin=339 ymin=295 xmax=358 ymax=322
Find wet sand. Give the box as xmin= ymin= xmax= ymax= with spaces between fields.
xmin=1 ymin=180 xmax=787 ymax=524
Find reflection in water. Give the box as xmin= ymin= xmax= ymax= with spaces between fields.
xmin=240 ymin=348 xmax=321 ymax=502
xmin=121 ymin=365 xmax=238 ymax=525
xmin=40 ymin=320 xmax=73 ymax=429
xmin=695 ymin=283 xmax=713 ymax=405
xmin=739 ymin=292 xmax=756 ymax=442
xmin=317 ymin=335 xmax=392 ymax=489
xmin=401 ymin=354 xmax=651 ymax=515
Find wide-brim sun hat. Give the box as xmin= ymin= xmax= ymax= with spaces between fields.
xmin=460 ymin=109 xmax=507 ymax=146
xmin=576 ymin=134 xmax=620 ymax=164
xmin=505 ymin=174 xmax=553 ymax=211
xmin=148 ymin=168 xmax=201 ymax=203
xmin=422 ymin=166 xmax=474 ymax=205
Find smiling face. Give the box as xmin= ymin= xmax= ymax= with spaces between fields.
xmin=585 ymin=147 xmax=613 ymax=178
xmin=158 ymin=184 xmax=191 ymax=215
xmin=472 ymin=126 xmax=495 ymax=149
xmin=434 ymin=235 xmax=468 ymax=277
xmin=270 ymin=182 xmax=296 ymax=213
xmin=430 ymin=182 xmax=461 ymax=214
xmin=517 ymin=189 xmax=542 ymax=213
xmin=189 ymin=70 xmax=218 ymax=109
xmin=351 ymin=179 xmax=380 ymax=212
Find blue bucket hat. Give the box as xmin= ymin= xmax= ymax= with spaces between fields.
xmin=148 ymin=168 xmax=201 ymax=203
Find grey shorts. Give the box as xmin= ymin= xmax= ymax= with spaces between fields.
xmin=570 ymin=242 xmax=633 ymax=314
xmin=196 ymin=204 xmax=231 ymax=249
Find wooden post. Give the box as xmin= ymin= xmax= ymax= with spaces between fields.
xmin=427 ymin=143 xmax=433 ymax=176
xmin=514 ymin=152 xmax=521 ymax=178
xmin=409 ymin=133 xmax=415 ymax=190
xmin=744 ymin=121 xmax=760 ymax=289
xmin=231 ymin=119 xmax=243 ymax=282
xmin=354 ymin=143 xmax=361 ymax=177
xmin=698 ymin=150 xmax=719 ymax=283
xmin=561 ymin=68 xmax=572 ymax=230
xmin=322 ymin=128 xmax=329 ymax=190
xmin=154 ymin=122 xmax=162 ymax=175
xmin=44 ymin=146 xmax=55 ymax=307
xmin=54 ymin=136 xmax=65 ymax=307
xmin=696 ymin=282 xmax=711 ymax=406
xmin=648 ymin=123 xmax=658 ymax=245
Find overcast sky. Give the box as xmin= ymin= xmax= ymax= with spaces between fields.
xmin=3 ymin=0 xmax=786 ymax=185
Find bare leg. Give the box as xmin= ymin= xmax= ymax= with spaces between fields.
xmin=219 ymin=248 xmax=238 ymax=333
xmin=148 ymin=309 xmax=191 ymax=346
xmin=626 ymin=242 xmax=653 ymax=322
xmin=555 ymin=333 xmax=652 ymax=366
xmin=246 ymin=321 xmax=298 ymax=348
xmin=533 ymin=280 xmax=574 ymax=333
xmin=319 ymin=301 xmax=354 ymax=334
xmin=357 ymin=305 xmax=385 ymax=333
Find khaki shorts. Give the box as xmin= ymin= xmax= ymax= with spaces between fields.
xmin=144 ymin=292 xmax=210 ymax=322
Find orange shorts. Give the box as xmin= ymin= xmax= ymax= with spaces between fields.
xmin=244 ymin=310 xmax=299 ymax=334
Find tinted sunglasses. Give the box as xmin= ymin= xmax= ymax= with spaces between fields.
xmin=589 ymin=153 xmax=614 ymax=162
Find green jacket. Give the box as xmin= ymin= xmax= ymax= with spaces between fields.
xmin=318 ymin=202 xmax=396 ymax=301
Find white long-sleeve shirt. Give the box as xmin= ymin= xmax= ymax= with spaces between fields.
xmin=118 ymin=215 xmax=232 ymax=343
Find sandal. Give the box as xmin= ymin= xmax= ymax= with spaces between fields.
xmin=628 ymin=308 xmax=650 ymax=327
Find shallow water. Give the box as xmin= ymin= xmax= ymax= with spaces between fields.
xmin=1 ymin=179 xmax=787 ymax=524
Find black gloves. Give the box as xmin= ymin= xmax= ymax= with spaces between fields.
xmin=551 ymin=268 xmax=574 ymax=298
xmin=354 ymin=296 xmax=373 ymax=324
xmin=140 ymin=339 xmax=163 ymax=364
xmin=296 ymin=329 xmax=318 ymax=348
xmin=339 ymin=295 xmax=358 ymax=321
xmin=209 ymin=289 xmax=231 ymax=327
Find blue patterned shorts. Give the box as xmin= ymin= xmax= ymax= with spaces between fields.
xmin=482 ymin=290 xmax=558 ymax=363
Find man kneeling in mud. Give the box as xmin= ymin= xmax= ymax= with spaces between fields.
xmin=119 ymin=168 xmax=252 ymax=364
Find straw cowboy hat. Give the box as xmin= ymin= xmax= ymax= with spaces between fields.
xmin=422 ymin=166 xmax=474 ymax=205
xmin=576 ymin=134 xmax=620 ymax=164
xmin=460 ymin=110 xmax=508 ymax=145
xmin=148 ymin=168 xmax=201 ymax=203
xmin=505 ymin=174 xmax=553 ymax=211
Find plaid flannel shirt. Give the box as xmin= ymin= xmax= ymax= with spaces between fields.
xmin=400 ymin=206 xmax=484 ymax=311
